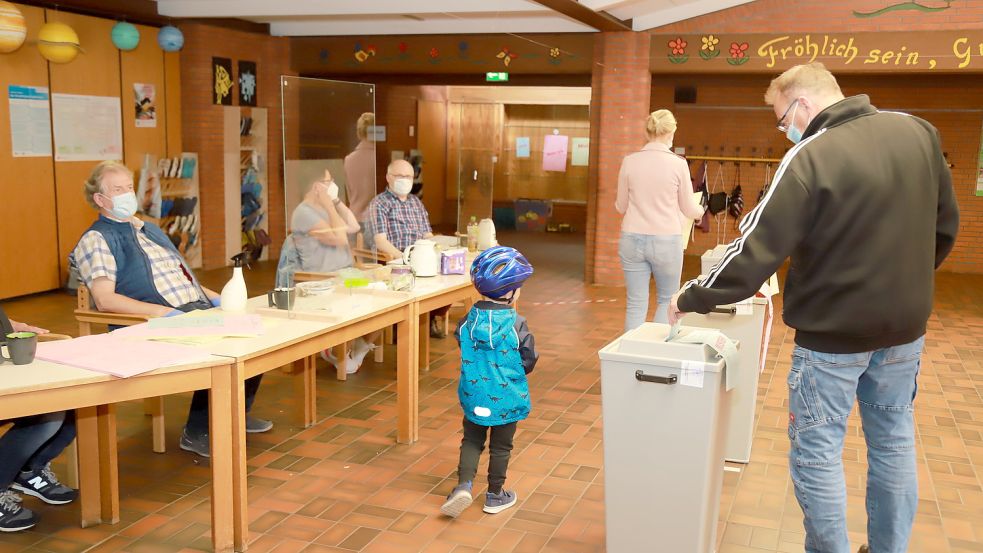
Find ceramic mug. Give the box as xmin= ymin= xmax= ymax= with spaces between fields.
xmin=3 ymin=332 xmax=38 ymax=365
xmin=267 ymin=287 xmax=296 ymax=310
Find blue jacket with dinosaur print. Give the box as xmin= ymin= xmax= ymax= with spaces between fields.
xmin=455 ymin=301 xmax=538 ymax=426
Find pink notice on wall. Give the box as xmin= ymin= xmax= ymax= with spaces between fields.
xmin=543 ymin=134 xmax=569 ymax=172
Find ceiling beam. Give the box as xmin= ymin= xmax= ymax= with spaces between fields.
xmin=269 ymin=16 xmax=596 ymax=36
xmin=156 ymin=0 xmax=548 ymax=18
xmin=527 ymin=0 xmax=631 ymax=31
xmin=631 ymin=0 xmax=755 ymax=31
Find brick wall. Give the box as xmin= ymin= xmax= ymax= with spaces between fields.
xmin=586 ymin=32 xmax=653 ymax=286
xmin=179 ymin=23 xmax=293 ymax=269
xmin=653 ymin=0 xmax=983 ymax=33
xmin=608 ymin=0 xmax=983 ymax=274
xmin=647 ymin=73 xmax=983 ymax=274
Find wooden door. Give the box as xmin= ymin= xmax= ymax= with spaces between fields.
xmin=417 ymin=100 xmax=447 ymax=227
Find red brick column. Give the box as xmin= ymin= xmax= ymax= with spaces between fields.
xmin=586 ymin=32 xmax=652 ymax=286
xmin=179 ymin=23 xmax=293 ymax=269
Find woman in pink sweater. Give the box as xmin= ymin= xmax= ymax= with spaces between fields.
xmin=615 ymin=109 xmax=705 ymax=330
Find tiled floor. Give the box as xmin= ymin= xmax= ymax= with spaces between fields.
xmin=1 ymin=231 xmax=981 ymax=553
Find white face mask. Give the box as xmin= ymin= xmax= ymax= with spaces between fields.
xmin=103 ymin=191 xmax=138 ymax=220
xmin=319 ymin=180 xmax=339 ymax=201
xmin=391 ymin=178 xmax=413 ymax=196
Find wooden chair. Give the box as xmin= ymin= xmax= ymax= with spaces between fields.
xmin=73 ymin=285 xmax=165 ymax=453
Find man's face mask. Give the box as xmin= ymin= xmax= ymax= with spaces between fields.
xmin=777 ymin=99 xmax=802 ymax=144
xmin=390 ymin=177 xmax=413 ymax=196
xmin=102 ymin=191 xmax=138 ymax=220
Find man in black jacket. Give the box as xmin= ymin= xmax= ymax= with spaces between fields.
xmin=670 ymin=63 xmax=959 ymax=553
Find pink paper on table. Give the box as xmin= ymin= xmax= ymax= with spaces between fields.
xmin=112 ymin=314 xmax=264 ymax=338
xmin=542 ymin=134 xmax=569 ymax=172
xmin=35 ymin=334 xmax=214 ymax=378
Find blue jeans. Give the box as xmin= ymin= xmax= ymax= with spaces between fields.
xmin=0 ymin=411 xmax=77 ymax=490
xmin=619 ymin=232 xmax=682 ymax=330
xmin=788 ymin=336 xmax=924 ymax=553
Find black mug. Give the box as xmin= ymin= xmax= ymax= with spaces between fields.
xmin=3 ymin=332 xmax=38 ymax=365
xmin=267 ymin=287 xmax=296 ymax=310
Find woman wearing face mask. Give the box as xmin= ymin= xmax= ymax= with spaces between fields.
xmin=278 ymin=171 xmax=376 ymax=374
xmin=283 ymin=170 xmax=360 ymax=277
xmin=614 ymin=109 xmax=706 ymax=331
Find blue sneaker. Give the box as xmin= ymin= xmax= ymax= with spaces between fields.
xmin=440 ymin=481 xmax=473 ymax=518
xmin=483 ymin=489 xmax=517 ymax=514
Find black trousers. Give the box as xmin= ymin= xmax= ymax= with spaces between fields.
xmin=457 ymin=417 xmax=517 ymax=494
xmin=175 ymin=300 xmax=263 ymax=437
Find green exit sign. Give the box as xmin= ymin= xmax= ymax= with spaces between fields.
xmin=486 ymin=72 xmax=509 ymax=82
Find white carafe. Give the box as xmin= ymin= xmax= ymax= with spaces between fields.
xmin=477 ymin=218 xmax=497 ymax=250
xmin=403 ymin=239 xmax=439 ymax=277
xmin=220 ymin=253 xmax=248 ymax=313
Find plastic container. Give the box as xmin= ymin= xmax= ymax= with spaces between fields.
xmin=220 ymin=253 xmax=248 ymax=313
xmin=598 ymin=323 xmax=734 ymax=553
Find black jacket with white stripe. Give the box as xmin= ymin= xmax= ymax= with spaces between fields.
xmin=678 ymin=94 xmax=960 ymax=354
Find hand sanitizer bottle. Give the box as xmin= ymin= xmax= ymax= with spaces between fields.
xmin=220 ymin=253 xmax=248 ymax=313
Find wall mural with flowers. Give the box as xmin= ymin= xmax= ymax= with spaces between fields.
xmin=292 ymin=34 xmax=593 ymax=75
xmin=651 ymin=31 xmax=983 ymax=73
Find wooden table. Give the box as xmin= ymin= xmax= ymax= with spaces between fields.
xmin=407 ymin=273 xmax=479 ymax=370
xmin=0 ymin=357 xmax=236 ymax=552
xmin=196 ymin=289 xmax=417 ymax=550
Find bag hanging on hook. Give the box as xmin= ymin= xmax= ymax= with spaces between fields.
xmin=692 ymin=160 xmax=711 ymax=233
xmin=728 ymin=164 xmax=744 ymax=228
xmin=757 ymin=163 xmax=773 ymax=205
xmin=707 ymin=161 xmax=728 ymax=215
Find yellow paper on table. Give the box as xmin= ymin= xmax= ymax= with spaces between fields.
xmin=680 ymin=192 xmax=703 ymax=250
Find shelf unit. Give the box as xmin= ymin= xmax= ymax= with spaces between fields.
xmin=223 ymin=106 xmax=269 ymax=265
xmin=138 ymin=152 xmax=202 ymax=268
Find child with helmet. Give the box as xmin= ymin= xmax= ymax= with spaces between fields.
xmin=440 ymin=246 xmax=539 ymax=518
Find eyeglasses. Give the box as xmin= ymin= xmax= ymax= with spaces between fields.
xmin=776 ymin=99 xmax=798 ymax=133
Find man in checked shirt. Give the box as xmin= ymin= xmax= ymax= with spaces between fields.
xmin=367 ymin=159 xmax=449 ymax=338
xmin=70 ymin=161 xmax=271 ymax=458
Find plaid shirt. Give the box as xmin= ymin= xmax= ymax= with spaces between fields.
xmin=73 ymin=226 xmax=205 ymax=308
xmin=368 ymin=190 xmax=432 ymax=251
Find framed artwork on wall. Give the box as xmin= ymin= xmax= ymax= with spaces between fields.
xmin=213 ymin=57 xmax=233 ymax=105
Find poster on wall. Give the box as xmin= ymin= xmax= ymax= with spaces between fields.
xmin=212 ymin=57 xmax=233 ymax=106
xmin=515 ymin=137 xmax=530 ymax=158
xmin=238 ymin=61 xmax=257 ymax=106
xmin=542 ymin=134 xmax=569 ymax=172
xmin=51 ymin=94 xmax=123 ymax=162
xmin=571 ymin=137 xmax=590 ymax=166
xmin=133 ymin=83 xmax=157 ymax=128
xmin=8 ymin=85 xmax=52 ymax=158
xmin=367 ymin=125 xmax=386 ymax=142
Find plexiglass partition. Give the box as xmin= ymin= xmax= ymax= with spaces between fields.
xmin=279 ymin=76 xmax=375 ymax=288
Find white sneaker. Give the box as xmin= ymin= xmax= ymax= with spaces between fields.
xmin=350 ymin=338 xmax=376 ymax=366
xmin=344 ymin=353 xmax=361 ymax=374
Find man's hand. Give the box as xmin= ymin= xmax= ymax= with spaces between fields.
xmin=10 ymin=320 xmax=49 ymax=334
xmin=668 ymin=290 xmax=687 ymax=326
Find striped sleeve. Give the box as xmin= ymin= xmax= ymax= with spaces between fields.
xmin=678 ymin=138 xmax=817 ymax=314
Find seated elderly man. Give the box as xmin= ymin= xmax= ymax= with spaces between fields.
xmin=70 ymin=161 xmax=271 ymax=458
xmin=367 ymin=159 xmax=448 ymax=337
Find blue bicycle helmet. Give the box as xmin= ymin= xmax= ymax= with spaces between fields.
xmin=471 ymin=246 xmax=533 ymax=300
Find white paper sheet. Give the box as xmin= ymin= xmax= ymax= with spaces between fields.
xmin=52 ymin=93 xmax=123 ymax=161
